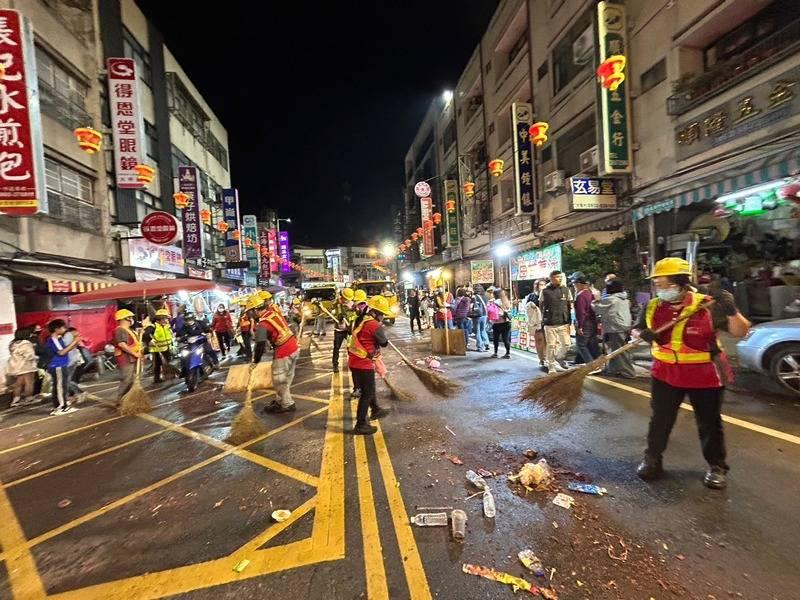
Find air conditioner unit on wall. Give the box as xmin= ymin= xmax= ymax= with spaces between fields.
xmin=544 ymin=170 xmax=565 ymax=193
xmin=579 ymin=146 xmax=598 ymax=172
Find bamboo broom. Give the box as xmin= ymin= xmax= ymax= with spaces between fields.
xmin=520 ymin=301 xmax=714 ymax=417
xmin=387 ymin=340 xmax=460 ymax=397
xmin=119 ymin=358 xmax=152 ymax=415
xmin=375 ymin=356 xmax=415 ymax=402
xmin=227 ymin=375 xmax=267 ymax=445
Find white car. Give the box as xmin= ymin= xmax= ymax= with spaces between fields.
xmin=736 ymin=318 xmax=800 ymax=396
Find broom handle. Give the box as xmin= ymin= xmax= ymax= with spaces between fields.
xmin=602 ymin=300 xmax=715 ymax=361
xmin=387 ymin=340 xmax=411 ymax=364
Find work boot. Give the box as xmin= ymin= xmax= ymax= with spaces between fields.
xmin=703 ymin=466 xmax=728 ymax=490
xmin=351 ymin=388 xmax=361 ymax=398
xmin=636 ymin=456 xmax=664 ymax=480
xmin=352 ymin=422 xmax=377 ymax=435
xmin=370 ymin=407 xmax=390 ymax=420
xmin=264 ymin=403 xmax=296 ymax=414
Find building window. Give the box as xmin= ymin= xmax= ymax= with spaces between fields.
xmin=640 ymin=59 xmax=666 ymax=94
xmin=122 ymin=28 xmax=152 ymax=87
xmin=45 ymin=158 xmax=92 ymax=204
xmin=45 ymin=158 xmax=100 ymax=230
xmin=537 ymin=60 xmax=548 ymax=81
xmin=552 ymin=11 xmax=593 ymax=95
xmin=441 ymin=120 xmax=456 ymax=152
xmin=145 ymin=121 xmax=159 ymax=164
xmin=555 ymin=116 xmax=595 ymax=178
xmin=35 ymin=47 xmax=90 ymax=130
xmin=508 ymin=29 xmax=528 ymax=64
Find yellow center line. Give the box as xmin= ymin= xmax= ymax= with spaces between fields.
xmin=237 ymin=495 xmax=317 ymax=554
xmin=292 ymin=394 xmax=330 ymax=405
xmin=351 ymin=397 xmax=390 ymax=599
xmin=589 ymin=376 xmax=800 ymax=445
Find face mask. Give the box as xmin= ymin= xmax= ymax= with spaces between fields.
xmin=656 ymin=288 xmax=681 ymax=303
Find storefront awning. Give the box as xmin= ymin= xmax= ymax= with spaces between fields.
xmin=4 ymin=265 xmax=124 ymax=293
xmin=632 ymin=149 xmax=800 ymax=223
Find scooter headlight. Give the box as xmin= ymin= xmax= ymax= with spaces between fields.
xmin=180 ymin=350 xmax=190 ymax=358
xmin=194 ymin=347 xmax=204 ymax=356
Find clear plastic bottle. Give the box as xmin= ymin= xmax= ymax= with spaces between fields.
xmin=482 ymin=490 xmax=496 ymax=518
xmin=410 ymin=512 xmax=448 ymax=527
xmin=451 ymin=509 xmax=467 ymax=540
xmin=466 ymin=469 xmax=488 ymax=490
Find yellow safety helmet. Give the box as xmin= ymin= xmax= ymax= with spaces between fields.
xmin=650 ymin=257 xmax=692 ymax=279
xmin=154 ymin=308 xmax=171 ymax=318
xmin=237 ymin=296 xmax=249 ymax=305
xmin=115 ymin=309 xmax=135 ymax=321
xmin=353 ymin=289 xmax=367 ymax=303
xmin=341 ymin=287 xmax=355 ymax=301
xmin=257 ymin=290 xmax=273 ymax=301
xmin=292 ymin=297 xmax=301 ymax=305
xmin=366 ymin=295 xmax=393 ymax=316
xmin=245 ymin=296 xmax=265 ymax=312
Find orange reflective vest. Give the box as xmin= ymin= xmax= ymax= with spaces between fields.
xmin=261 ymin=307 xmax=294 ymax=346
xmin=114 ymin=326 xmax=140 ymax=357
xmin=348 ymin=316 xmax=375 ymax=360
xmin=645 ymin=293 xmax=715 ymax=365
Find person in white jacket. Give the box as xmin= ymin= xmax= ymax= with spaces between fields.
xmin=524 ymin=291 xmax=545 ymax=367
xmin=7 ymin=327 xmax=38 ymax=407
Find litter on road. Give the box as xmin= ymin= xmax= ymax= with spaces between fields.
xmin=552 ymin=493 xmax=575 ymax=509
xmin=509 ymin=459 xmax=552 ymax=491
xmin=271 ymin=509 xmax=292 ymax=522
xmin=410 ymin=512 xmax=448 ymax=527
xmin=518 ymin=549 xmax=546 ymax=577
xmin=567 ymin=482 xmax=608 ymax=496
xmin=451 ymin=509 xmax=467 ymax=540
xmin=462 ymin=564 xmax=558 ymax=599
xmin=466 ymin=469 xmax=489 ymax=491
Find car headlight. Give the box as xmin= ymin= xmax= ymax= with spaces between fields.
xmin=180 ymin=350 xmax=190 ymax=357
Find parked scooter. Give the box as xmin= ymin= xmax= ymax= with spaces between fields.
xmin=179 ymin=335 xmax=216 ymax=391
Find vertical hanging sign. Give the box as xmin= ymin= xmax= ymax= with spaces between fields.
xmin=0 ymin=9 xmax=46 ymax=216
xmin=444 ymin=180 xmax=460 ymax=248
xmin=178 ymin=166 xmax=203 ymax=259
xmin=221 ymin=188 xmax=243 ymax=280
xmin=267 ymin=229 xmax=279 ymax=273
xmin=420 ymin=196 xmax=434 ymax=257
xmin=512 ymin=102 xmax=535 ymax=215
xmin=596 ymin=1 xmax=632 ymax=175
xmin=242 ymin=215 xmax=259 ymax=276
xmin=258 ymin=227 xmax=271 ymax=281
xmin=107 ymin=57 xmax=146 ymax=188
xmin=279 ymin=231 xmax=291 ymax=272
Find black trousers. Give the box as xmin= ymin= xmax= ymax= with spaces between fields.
xmin=646 ymin=378 xmax=728 ymax=470
xmin=492 ymin=322 xmax=511 ymax=354
xmin=215 ymin=331 xmax=231 ymax=356
xmin=332 ymin=330 xmax=347 ymax=368
xmin=253 ymin=341 xmax=267 ymax=364
xmin=239 ymin=331 xmax=252 ymax=361
xmin=153 ymin=350 xmax=172 ymax=381
xmin=409 ymin=312 xmax=422 ymax=332
xmin=351 ymin=368 xmax=377 ymax=426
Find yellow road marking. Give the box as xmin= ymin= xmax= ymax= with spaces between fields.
xmin=250 ymin=371 xmax=332 ymax=403
xmin=351 ymin=399 xmax=389 ymax=599
xmin=0 ymin=485 xmax=47 ymax=598
xmin=3 ymin=404 xmax=239 ymax=488
xmin=0 ymin=406 xmax=329 ymax=563
xmin=292 ymin=393 xmax=330 ymax=405
xmin=238 ymin=495 xmax=317 ymax=553
xmin=0 ymin=415 xmax=124 ymax=456
xmin=590 ymin=376 xmax=800 ymax=446
xmin=373 ymin=421 xmax=432 ymax=600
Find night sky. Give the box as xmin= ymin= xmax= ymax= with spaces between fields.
xmin=138 ymin=1 xmax=497 ymax=247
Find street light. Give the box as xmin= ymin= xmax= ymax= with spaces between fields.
xmin=442 ymin=90 xmax=453 ymax=104
xmin=381 ymin=243 xmax=395 ymax=258
xmin=493 ymin=243 xmax=514 ymax=299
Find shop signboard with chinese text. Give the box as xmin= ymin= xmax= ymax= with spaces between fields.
xmin=596 ymin=1 xmax=632 ymax=175
xmin=187 ymin=265 xmax=213 ymax=280
xmin=178 ymin=166 xmax=203 ymax=259
xmin=420 ymin=196 xmax=435 ymax=257
xmin=107 ymin=58 xmax=146 ymax=189
xmin=279 ymin=231 xmax=291 ymax=272
xmin=510 ymin=244 xmax=562 ymax=282
xmin=569 ymin=177 xmax=617 ymax=210
xmin=128 ymin=238 xmax=184 ymax=274
xmin=511 ymin=102 xmax=536 ymax=214
xmin=242 ymin=215 xmax=259 ymax=276
xmin=221 ymin=188 xmax=243 ymax=280
xmin=140 ymin=211 xmax=179 ymax=245
xmin=674 ymin=66 xmax=800 ymax=161
xmin=444 ymin=180 xmax=460 ymax=247
xmin=0 ymin=10 xmax=46 ymax=216
xmin=259 ymin=227 xmax=271 ymax=279
xmin=470 ymin=260 xmax=494 ymax=284
xmin=267 ymin=229 xmax=279 ymax=273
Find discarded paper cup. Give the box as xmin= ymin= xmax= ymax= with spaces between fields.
xmin=271 ymin=509 xmax=292 ymax=522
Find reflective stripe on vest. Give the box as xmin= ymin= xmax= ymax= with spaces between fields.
xmin=348 ymin=315 xmax=374 ymax=359
xmin=645 ymin=293 xmax=713 ymax=365
xmin=149 ymin=322 xmax=172 ymax=353
xmin=263 ymin=309 xmax=293 ymax=346
xmin=114 ymin=327 xmax=140 ymax=357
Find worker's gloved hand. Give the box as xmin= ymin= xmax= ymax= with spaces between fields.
xmin=710 ymin=290 xmax=738 ymax=316
xmin=637 ymin=328 xmax=657 ymax=343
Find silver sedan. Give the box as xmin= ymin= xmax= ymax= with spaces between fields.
xmin=737 ymin=318 xmax=800 ymax=396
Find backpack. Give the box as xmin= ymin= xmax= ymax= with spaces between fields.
xmin=487 ymin=301 xmax=501 ymax=323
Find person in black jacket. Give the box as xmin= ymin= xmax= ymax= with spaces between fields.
xmin=407 ymin=289 xmax=422 ymax=334
xmin=539 ymin=270 xmax=572 ymax=374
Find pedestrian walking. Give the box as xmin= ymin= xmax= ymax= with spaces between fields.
xmin=424 ymin=292 xmax=435 ymax=328
xmin=113 ymin=309 xmax=142 ymax=401
xmin=332 ymin=288 xmax=356 ymax=372
xmin=453 ymin=288 xmax=473 ymax=346
xmin=62 ymin=327 xmax=87 ymax=402
xmin=348 ymin=296 xmax=392 ymax=435
xmin=572 ymin=275 xmax=598 ymax=365
xmin=254 ymin=292 xmax=299 ymax=414
xmin=470 ymin=286 xmax=489 ymax=352
xmin=434 ymin=289 xmax=454 ymax=329
xmin=142 ymin=309 xmax=174 ymax=383
xmin=45 ymin=319 xmax=81 ymax=415
xmin=211 ymin=304 xmax=234 ymax=358
xmin=634 ymin=258 xmax=751 ymax=489
xmin=524 ymin=291 xmax=544 ymax=364
xmin=540 ymin=270 xmax=572 ymax=374
xmin=407 ymin=289 xmax=423 ymax=334
xmin=592 ymin=279 xmax=636 ymax=378
xmin=488 ymin=288 xmax=512 ymax=358
xmin=8 ymin=326 xmax=38 ymax=407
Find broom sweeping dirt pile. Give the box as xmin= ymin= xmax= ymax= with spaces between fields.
xmin=387 ymin=340 xmax=460 ymax=397
xmin=226 ymin=363 xmax=273 ymax=444
xmin=520 ymin=301 xmax=713 ymax=418
xmin=119 ymin=358 xmax=152 ymax=416
xmin=375 ymin=356 xmax=415 ymax=402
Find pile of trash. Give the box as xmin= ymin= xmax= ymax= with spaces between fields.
xmin=415 ymin=355 xmax=443 ymax=371
xmin=508 ymin=459 xmax=553 ymax=492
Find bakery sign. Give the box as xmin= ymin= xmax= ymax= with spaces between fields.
xmin=674 ymin=66 xmax=800 ymax=161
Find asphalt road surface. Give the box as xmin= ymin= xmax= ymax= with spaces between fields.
xmin=0 ymin=317 xmax=797 ymax=599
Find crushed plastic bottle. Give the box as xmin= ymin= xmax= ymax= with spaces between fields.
xmin=451 ymin=509 xmax=467 ymax=540
xmin=482 ymin=490 xmax=496 ymax=518
xmin=518 ymin=549 xmax=546 ymax=577
xmin=567 ymin=482 xmax=608 ymax=496
xmin=410 ymin=512 xmax=448 ymax=527
xmin=466 ymin=469 xmax=488 ymax=491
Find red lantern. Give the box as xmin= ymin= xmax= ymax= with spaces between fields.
xmin=488 ymin=159 xmax=504 ymax=177
xmin=446 ymin=199 xmax=456 ymax=213
xmin=529 ymin=122 xmax=549 ymax=147
xmin=173 ymin=192 xmax=190 ymax=209
xmin=199 ymin=209 xmax=211 ymax=225
xmin=216 ymin=221 xmax=229 ymax=233
xmin=405 ymin=239 xmax=412 ymax=246
xmin=411 ymin=232 xmax=419 ymax=241
xmin=74 ymin=127 xmax=102 ymax=154
xmin=463 ymin=182 xmax=475 ymax=198
xmin=232 ymin=229 xmax=241 ymax=240
xmin=423 ymin=219 xmax=433 ymax=231
xmin=135 ymin=164 xmax=155 ymax=185
xmin=416 ymin=226 xmax=424 ymax=236
xmin=432 ymin=212 xmax=442 ymax=225
xmin=596 ymin=55 xmax=626 ymax=91
xmin=244 ymin=238 xmax=253 ymax=248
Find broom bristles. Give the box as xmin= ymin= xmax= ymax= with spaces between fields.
xmin=519 ymin=355 xmax=609 ymax=418
xmin=119 ymin=379 xmax=152 ymax=415
xmin=382 ymin=374 xmax=415 ymax=402
xmin=406 ymin=359 xmax=460 ymax=396
xmin=224 ymin=364 xmax=252 ymax=394
xmin=226 ymin=403 xmax=267 ymax=445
